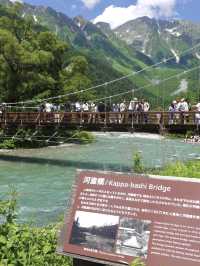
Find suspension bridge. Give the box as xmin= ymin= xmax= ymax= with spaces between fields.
xmin=1 ymin=43 xmax=200 ymax=136
xmin=0 ymin=111 xmax=199 ymax=134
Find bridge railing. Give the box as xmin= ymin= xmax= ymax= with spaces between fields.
xmin=0 ymin=111 xmax=200 ymax=126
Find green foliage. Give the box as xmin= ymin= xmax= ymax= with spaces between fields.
xmin=133 ymin=152 xmax=144 ymax=173
xmin=130 ymin=258 xmax=145 ymax=266
xmin=0 ymin=139 xmax=16 ymax=149
xmin=0 ymin=193 xmax=72 ymax=266
xmin=71 ymin=130 xmax=95 ymax=144
xmin=0 ymin=128 xmax=96 ymax=149
xmin=156 ymin=160 xmax=200 ymax=178
xmin=0 ymin=4 xmax=92 ymax=103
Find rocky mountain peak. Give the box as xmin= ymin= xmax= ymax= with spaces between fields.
xmin=73 ymin=15 xmax=87 ymax=29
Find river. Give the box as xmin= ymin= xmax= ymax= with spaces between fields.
xmin=0 ymin=132 xmax=199 ymax=226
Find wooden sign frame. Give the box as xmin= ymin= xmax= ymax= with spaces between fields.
xmin=57 ymin=169 xmax=200 ymax=266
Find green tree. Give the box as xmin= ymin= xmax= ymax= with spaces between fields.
xmin=0 ymin=4 xmax=95 ymax=105
xmin=60 ymin=56 xmax=94 ymax=102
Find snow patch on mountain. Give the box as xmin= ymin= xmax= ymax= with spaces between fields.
xmin=142 ymin=34 xmax=150 ymax=54
xmin=171 ymin=79 xmax=188 ymax=96
xmin=170 ymin=49 xmax=180 ymax=63
xmin=156 ymin=20 xmax=161 ymax=35
xmin=77 ymin=21 xmax=81 ymax=28
xmin=196 ymin=53 xmax=200 ymax=60
xmin=33 ymin=15 xmax=38 ymax=23
xmin=165 ymin=27 xmax=181 ymax=37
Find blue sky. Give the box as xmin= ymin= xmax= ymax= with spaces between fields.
xmin=25 ymin=0 xmax=200 ymax=28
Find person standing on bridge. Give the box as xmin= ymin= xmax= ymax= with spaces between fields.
xmin=75 ymin=101 xmax=81 ymax=112
xmin=44 ymin=102 xmax=53 ymax=122
xmin=88 ymin=102 xmax=96 ymax=123
xmin=82 ymin=102 xmax=89 ymax=123
xmin=97 ymin=102 xmax=105 ymax=122
xmin=119 ymin=100 xmax=127 ymax=124
xmin=178 ymin=98 xmax=189 ymax=124
xmin=168 ymin=101 xmax=176 ymax=124
xmin=143 ymin=100 xmax=150 ymax=123
xmin=195 ymin=102 xmax=200 ymax=125
xmin=137 ymin=100 xmax=144 ymax=124
xmin=0 ymin=104 xmax=3 ymax=122
xmin=128 ymin=98 xmax=138 ymax=124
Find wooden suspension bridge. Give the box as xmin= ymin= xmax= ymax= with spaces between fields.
xmin=0 ymin=111 xmax=200 ymax=133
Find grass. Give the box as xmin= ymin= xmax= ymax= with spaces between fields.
xmin=133 ymin=151 xmax=200 ymax=178
xmin=153 ymin=160 xmax=200 ymax=178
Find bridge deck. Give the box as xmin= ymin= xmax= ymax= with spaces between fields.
xmin=0 ymin=112 xmax=199 ymax=133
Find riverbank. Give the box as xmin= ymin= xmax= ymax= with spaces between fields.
xmin=0 ymin=129 xmax=95 ymax=149
xmin=93 ymin=132 xmax=165 ymax=140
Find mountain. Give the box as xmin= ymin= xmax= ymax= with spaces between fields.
xmin=0 ymin=0 xmax=200 ymax=106
xmin=113 ymin=16 xmax=200 ymax=64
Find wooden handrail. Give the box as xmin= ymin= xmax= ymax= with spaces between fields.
xmin=1 ymin=111 xmax=200 ymax=126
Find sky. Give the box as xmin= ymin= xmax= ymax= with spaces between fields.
xmin=24 ymin=0 xmax=200 ymax=29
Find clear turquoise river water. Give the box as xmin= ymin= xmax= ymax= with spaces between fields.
xmin=0 ymin=133 xmax=199 ymax=226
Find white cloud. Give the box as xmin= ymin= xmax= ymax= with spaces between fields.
xmin=9 ymin=0 xmax=23 ymax=3
xmin=81 ymin=0 xmax=101 ymax=9
xmin=93 ymin=0 xmax=177 ymax=29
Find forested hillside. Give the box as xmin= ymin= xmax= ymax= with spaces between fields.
xmin=0 ymin=3 xmax=94 ymax=104
xmin=0 ymin=1 xmax=200 ymax=107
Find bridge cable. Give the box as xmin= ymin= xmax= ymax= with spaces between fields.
xmin=91 ymin=65 xmax=200 ymax=103
xmin=5 ymin=64 xmax=200 ymax=111
xmin=5 ymin=42 xmax=200 ymax=106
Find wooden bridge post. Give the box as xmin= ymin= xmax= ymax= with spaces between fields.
xmin=73 ymin=259 xmax=106 ymax=266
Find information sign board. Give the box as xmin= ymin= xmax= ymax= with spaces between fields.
xmin=58 ymin=170 xmax=200 ymax=266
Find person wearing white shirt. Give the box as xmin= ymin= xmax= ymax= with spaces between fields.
xmin=82 ymin=102 xmax=89 ymax=112
xmin=143 ymin=100 xmax=150 ymax=123
xmin=75 ymin=102 xmax=81 ymax=112
xmin=195 ymin=102 xmax=200 ymax=125
xmin=179 ymin=98 xmax=189 ymax=124
xmin=119 ymin=100 xmax=127 ymax=123
xmin=45 ymin=102 xmax=52 ymax=113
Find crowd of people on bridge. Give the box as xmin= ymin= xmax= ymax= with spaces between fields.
xmin=38 ymin=98 xmax=150 ymax=114
xmin=168 ymin=98 xmax=200 ymax=124
xmin=36 ymin=98 xmax=151 ymax=124
xmin=1 ymin=97 xmax=200 ymax=125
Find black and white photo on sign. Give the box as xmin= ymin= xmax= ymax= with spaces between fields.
xmin=70 ymin=211 xmax=119 ymax=252
xmin=116 ymin=218 xmax=151 ymax=258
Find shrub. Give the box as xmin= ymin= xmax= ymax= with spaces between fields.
xmin=130 ymin=258 xmax=145 ymax=266
xmin=71 ymin=131 xmax=95 ymax=144
xmin=0 ymin=139 xmax=16 ymax=149
xmin=133 ymin=152 xmax=144 ymax=173
xmin=0 ymin=193 xmax=72 ymax=266
xmin=156 ymin=160 xmax=200 ymax=178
